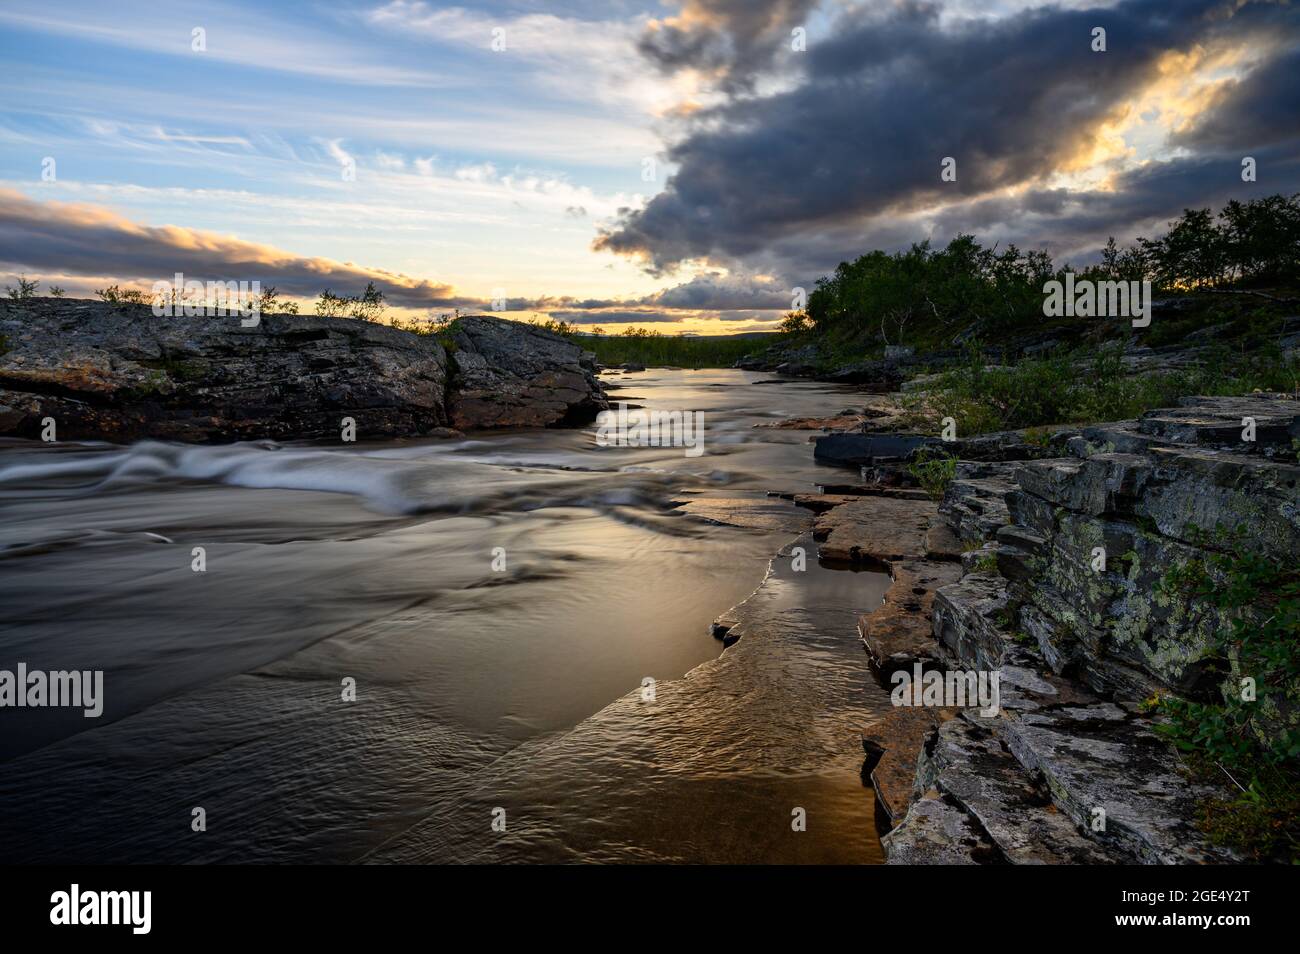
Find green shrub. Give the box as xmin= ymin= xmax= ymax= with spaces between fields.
xmin=925 ymin=341 xmax=1298 ymax=435
xmin=258 ymin=286 xmax=299 ymax=315
xmin=1150 ymin=540 xmax=1300 ymax=861
xmin=907 ymin=447 xmax=958 ymax=500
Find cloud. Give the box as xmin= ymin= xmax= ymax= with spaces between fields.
xmin=507 ymin=269 xmax=794 ymax=315
xmin=545 ymin=309 xmax=685 ymax=325
xmin=0 ymin=189 xmax=479 ymax=308
xmin=366 ymin=1 xmax=693 ymax=115
xmin=322 ymin=139 xmax=356 ymax=175
xmin=0 ymin=0 xmax=451 ymax=87
xmin=638 ymin=0 xmax=819 ymax=91
xmin=639 ymin=270 xmax=794 ymax=310
xmin=597 ymin=0 xmax=1300 ymax=277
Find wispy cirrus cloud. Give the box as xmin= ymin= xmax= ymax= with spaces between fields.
xmin=0 ymin=0 xmax=452 ymax=87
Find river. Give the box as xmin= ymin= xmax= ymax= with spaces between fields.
xmin=0 ymin=369 xmax=892 ymax=863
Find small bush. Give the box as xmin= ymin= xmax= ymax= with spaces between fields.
xmin=316 ymin=282 xmax=385 ymax=321
xmin=258 ymin=286 xmax=299 ymax=316
xmin=907 ymin=446 xmax=958 ymax=500
xmin=96 ymin=284 xmax=149 ymax=305
xmin=5 ymin=275 xmax=39 ymax=300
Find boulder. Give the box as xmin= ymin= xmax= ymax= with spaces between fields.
xmin=447 ymin=316 xmax=608 ymax=429
xmin=813 ymin=432 xmax=936 ymax=468
xmin=0 ymin=298 xmax=450 ymax=442
xmin=0 ymin=302 xmax=611 ymax=441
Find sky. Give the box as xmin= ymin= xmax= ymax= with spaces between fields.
xmin=0 ymin=0 xmax=1297 ymax=333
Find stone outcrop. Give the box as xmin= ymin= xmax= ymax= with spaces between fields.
xmin=792 ymin=486 xmax=967 ymax=826
xmin=879 ymin=393 xmax=1300 ymax=864
xmin=0 ymin=298 xmax=451 ymax=442
xmin=0 ymin=300 xmax=607 ymax=442
xmin=447 ymin=315 xmax=607 ymax=430
xmin=813 ymin=432 xmax=936 ymax=468
xmin=891 ymin=712 xmax=1127 ymax=864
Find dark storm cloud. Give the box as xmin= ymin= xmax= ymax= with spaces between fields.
xmin=747 ymin=144 xmax=1300 ymax=284
xmin=638 ymin=0 xmax=820 ymax=90
xmin=1172 ymin=41 xmax=1300 ymax=152
xmin=599 ymin=0 xmax=1300 ymax=277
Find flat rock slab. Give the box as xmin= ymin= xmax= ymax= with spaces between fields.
xmin=791 ymin=492 xmax=863 ymax=514
xmin=924 ymin=518 xmax=964 ymax=560
xmin=811 ymin=485 xmax=933 ymax=500
xmin=807 ymin=495 xmax=938 ymax=563
xmin=674 ymin=496 xmax=812 ymax=533
xmin=1001 ymin=703 xmax=1238 ymax=864
xmin=917 ymin=714 xmax=1127 ymax=864
xmin=1139 ymin=394 xmax=1299 ymax=447
xmin=881 ymin=789 xmax=999 ymax=864
xmin=862 ymin=704 xmax=955 ymax=824
xmin=754 ymin=412 xmax=867 ymax=431
xmin=858 ymin=560 xmax=962 ymax=674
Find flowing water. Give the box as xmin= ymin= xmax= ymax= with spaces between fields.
xmin=0 ymin=369 xmax=893 ymax=863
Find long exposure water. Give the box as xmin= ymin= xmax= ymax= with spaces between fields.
xmin=0 ymin=369 xmax=893 ymax=863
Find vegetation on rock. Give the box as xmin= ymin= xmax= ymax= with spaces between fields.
xmin=906 ymin=446 xmax=958 ymax=500
xmin=1150 ymin=532 xmax=1300 ymax=862
xmin=908 ymin=338 xmax=1299 ymax=435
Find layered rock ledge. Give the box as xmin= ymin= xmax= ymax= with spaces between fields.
xmin=796 ymin=392 xmax=1296 ymax=862
xmin=0 ymin=300 xmax=607 ymax=442
xmin=875 ymin=393 xmax=1299 ymax=864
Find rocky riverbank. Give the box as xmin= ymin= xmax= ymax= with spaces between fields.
xmin=0 ymin=299 xmax=607 ymax=442
xmin=796 ymin=391 xmax=1299 ymax=863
